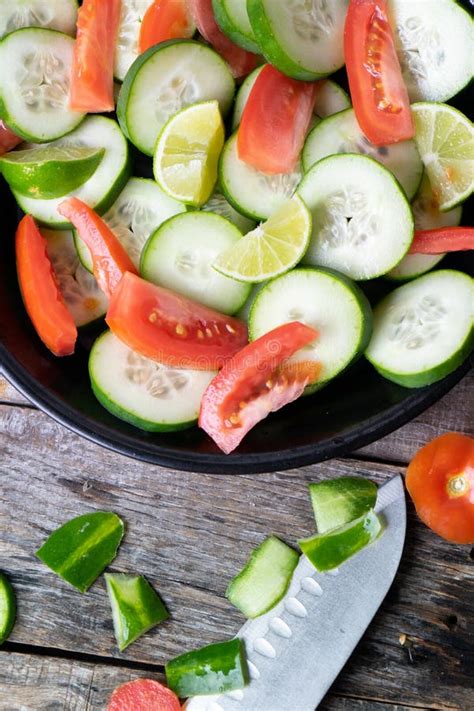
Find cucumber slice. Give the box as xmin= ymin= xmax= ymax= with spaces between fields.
xmin=226 ymin=536 xmax=299 ymax=619
xmin=298 ymin=154 xmax=414 ymax=280
xmin=0 ymin=572 xmax=16 ymax=644
xmin=247 ymin=0 xmax=347 ymax=80
xmin=389 ymin=0 xmax=474 ymax=102
xmin=314 ymin=80 xmax=351 ymax=119
xmin=236 ymin=283 xmax=267 ymax=322
xmin=89 ymin=330 xmax=217 ymax=432
xmin=231 ymin=65 xmax=264 ymax=130
xmin=249 ymin=268 xmax=372 ymax=387
xmin=13 ymin=116 xmax=131 ymax=228
xmin=0 ymin=28 xmax=85 ymax=142
xmin=366 ymin=270 xmax=474 ymax=388
xmin=309 ymin=477 xmax=378 ymax=534
xmin=302 ymin=109 xmax=423 ymax=200
xmin=140 ymin=212 xmax=251 ymax=315
xmin=219 ymin=133 xmax=302 ymax=221
xmin=0 ymin=0 xmax=78 ymax=39
xmin=202 ymin=190 xmax=255 ymax=233
xmin=117 ymin=39 xmax=235 ymax=156
xmin=114 ymin=0 xmax=154 ymax=82
xmin=212 ymin=0 xmax=259 ymax=53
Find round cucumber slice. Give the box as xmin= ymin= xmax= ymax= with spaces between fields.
xmin=302 ymin=109 xmax=423 ymax=200
xmin=140 ymin=212 xmax=251 ymax=315
xmin=212 ymin=0 xmax=259 ymax=53
xmin=89 ymin=330 xmax=217 ymax=432
xmin=366 ymin=270 xmax=474 ymax=388
xmin=219 ymin=133 xmax=302 ymax=221
xmin=0 ymin=28 xmax=85 ymax=142
xmin=117 ymin=39 xmax=235 ymax=156
xmin=298 ymin=154 xmax=414 ymax=280
xmin=247 ymin=0 xmax=347 ymax=80
xmin=313 ymin=80 xmax=351 ymax=120
xmin=13 ymin=116 xmax=131 ymax=228
xmin=231 ymin=65 xmax=264 ymax=130
xmin=389 ymin=0 xmax=474 ymax=102
xmin=0 ymin=572 xmax=16 ymax=644
xmin=0 ymin=0 xmax=78 ymax=39
xmin=114 ymin=0 xmax=154 ymax=82
xmin=249 ymin=267 xmax=373 ymax=387
xmin=202 ymin=190 xmax=255 ymax=233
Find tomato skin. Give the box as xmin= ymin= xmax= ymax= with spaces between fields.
xmin=0 ymin=120 xmax=22 ymax=155
xmin=15 ymin=216 xmax=77 ymax=357
xmin=107 ymin=678 xmax=181 ymax=711
xmin=139 ymin=0 xmax=195 ymax=54
xmin=70 ymin=0 xmax=121 ymax=113
xmin=344 ymin=0 xmax=414 ymax=145
xmin=188 ymin=0 xmax=258 ymax=78
xmin=409 ymin=227 xmax=474 ymax=255
xmin=199 ymin=322 xmax=320 ymax=454
xmin=106 ymin=272 xmax=248 ymax=370
xmin=237 ymin=65 xmax=319 ymax=174
xmin=406 ymin=433 xmax=474 ymax=544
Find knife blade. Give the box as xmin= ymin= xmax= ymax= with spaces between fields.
xmin=186 ymin=474 xmax=406 ymax=711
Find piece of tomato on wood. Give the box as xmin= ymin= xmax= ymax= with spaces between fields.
xmin=16 ymin=215 xmax=77 ymax=357
xmin=188 ymin=0 xmax=258 ymax=78
xmin=106 ymin=272 xmax=248 ymax=370
xmin=0 ymin=120 xmax=22 ymax=155
xmin=406 ymin=433 xmax=474 ymax=544
xmin=70 ymin=0 xmax=121 ymax=113
xmin=199 ymin=322 xmax=320 ymax=454
xmin=107 ymin=678 xmax=181 ymax=711
xmin=237 ymin=65 xmax=319 ymax=174
xmin=409 ymin=227 xmax=474 ymax=255
xmin=58 ymin=198 xmax=138 ymax=299
xmin=139 ymin=0 xmax=196 ymax=54
xmin=344 ymin=0 xmax=414 ymax=145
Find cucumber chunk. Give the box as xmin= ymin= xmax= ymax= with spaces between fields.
xmin=231 ymin=65 xmax=264 ymax=130
xmin=0 ymin=572 xmax=16 ymax=644
xmin=117 ymin=40 xmax=235 ymax=156
xmin=202 ymin=190 xmax=255 ymax=233
xmin=89 ymin=330 xmax=217 ymax=432
xmin=298 ymin=154 xmax=414 ymax=280
xmin=212 ymin=0 xmax=259 ymax=53
xmin=0 ymin=28 xmax=85 ymax=142
xmin=226 ymin=536 xmax=299 ymax=619
xmin=114 ymin=0 xmax=154 ymax=82
xmin=0 ymin=0 xmax=78 ymax=39
xmin=366 ymin=270 xmax=474 ymax=388
xmin=302 ymin=109 xmax=423 ymax=200
xmin=309 ymin=477 xmax=378 ymax=534
xmin=140 ymin=212 xmax=251 ymax=315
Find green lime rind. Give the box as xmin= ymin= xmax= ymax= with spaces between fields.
xmin=212 ymin=0 xmax=260 ymax=53
xmin=105 ymin=573 xmax=169 ymax=652
xmin=299 ymin=511 xmax=383 ymax=572
xmin=226 ymin=536 xmax=299 ymax=619
xmin=0 ymin=572 xmax=16 ymax=644
xmin=309 ymin=477 xmax=378 ymax=534
xmin=36 ymin=512 xmax=125 ymax=593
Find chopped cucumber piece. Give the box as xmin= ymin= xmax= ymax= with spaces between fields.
xmin=366 ymin=270 xmax=474 ymax=388
xmin=309 ymin=477 xmax=378 ymax=534
xmin=236 ymin=283 xmax=267 ymax=323
xmin=226 ymin=536 xmax=299 ymax=619
xmin=313 ymin=80 xmax=351 ymax=119
xmin=299 ymin=511 xmax=382 ymax=572
xmin=232 ymin=65 xmax=264 ymax=130
xmin=212 ymin=0 xmax=259 ymax=53
xmin=114 ymin=0 xmax=154 ymax=82
xmin=36 ymin=512 xmax=125 ymax=593
xmin=0 ymin=0 xmax=78 ymax=39
xmin=202 ymin=190 xmax=255 ymax=233
xmin=0 ymin=572 xmax=16 ymax=644
xmin=105 ymin=573 xmax=169 ymax=651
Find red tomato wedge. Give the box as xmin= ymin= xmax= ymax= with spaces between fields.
xmin=237 ymin=65 xmax=319 ymax=174
xmin=344 ymin=0 xmax=414 ymax=145
xmin=58 ymin=198 xmax=138 ymax=299
xmin=15 ymin=215 xmax=77 ymax=357
xmin=0 ymin=120 xmax=22 ymax=155
xmin=409 ymin=227 xmax=474 ymax=255
xmin=106 ymin=272 xmax=248 ymax=370
xmin=188 ymin=0 xmax=258 ymax=78
xmin=139 ymin=0 xmax=195 ymax=54
xmin=199 ymin=322 xmax=320 ymax=454
xmin=107 ymin=678 xmax=181 ymax=711
xmin=70 ymin=0 xmax=121 ymax=113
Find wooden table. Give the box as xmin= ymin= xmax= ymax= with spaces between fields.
xmin=1 ymin=371 xmax=472 ymax=711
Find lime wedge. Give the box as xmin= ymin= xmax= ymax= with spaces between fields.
xmin=0 ymin=146 xmax=105 ymax=200
xmin=213 ymin=194 xmax=311 ymax=282
xmin=0 ymin=572 xmax=16 ymax=644
xmin=412 ymin=102 xmax=474 ymax=211
xmin=153 ymin=100 xmax=224 ymax=207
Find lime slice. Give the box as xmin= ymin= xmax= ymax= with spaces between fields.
xmin=0 ymin=572 xmax=16 ymax=644
xmin=412 ymin=102 xmax=474 ymax=211
xmin=153 ymin=100 xmax=225 ymax=207
xmin=213 ymin=195 xmax=311 ymax=283
xmin=0 ymin=145 xmax=105 ymax=200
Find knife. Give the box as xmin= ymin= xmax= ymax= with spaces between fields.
xmin=186 ymin=475 xmax=406 ymax=711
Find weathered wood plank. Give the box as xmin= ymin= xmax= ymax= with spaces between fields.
xmin=1 ymin=404 xmax=472 ymax=709
xmin=0 ymin=375 xmax=29 ymax=406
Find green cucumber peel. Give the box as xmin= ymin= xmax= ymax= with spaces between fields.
xmin=0 ymin=572 xmax=16 ymax=644
xmin=309 ymin=477 xmax=378 ymax=534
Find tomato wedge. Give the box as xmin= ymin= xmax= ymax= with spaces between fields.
xmin=139 ymin=0 xmax=195 ymax=54
xmin=237 ymin=65 xmax=319 ymax=174
xmin=106 ymin=272 xmax=248 ymax=370
xmin=188 ymin=0 xmax=258 ymax=78
xmin=15 ymin=215 xmax=77 ymax=357
xmin=406 ymin=433 xmax=474 ymax=544
xmin=58 ymin=198 xmax=137 ymax=299
xmin=70 ymin=0 xmax=121 ymax=113
xmin=107 ymin=678 xmax=181 ymax=711
xmin=0 ymin=120 xmax=22 ymax=156
xmin=409 ymin=227 xmax=474 ymax=255
xmin=199 ymin=322 xmax=320 ymax=454
xmin=344 ymin=0 xmax=414 ymax=145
